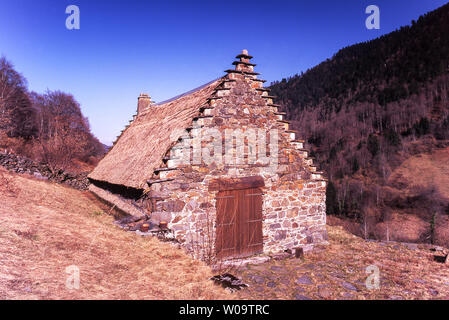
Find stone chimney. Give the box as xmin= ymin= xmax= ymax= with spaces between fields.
xmin=137 ymin=93 xmax=154 ymax=115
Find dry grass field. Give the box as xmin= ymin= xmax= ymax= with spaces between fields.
xmin=1 ymin=166 xmax=449 ymax=301
xmin=390 ymin=147 xmax=449 ymax=198
xmin=0 ymin=167 xmax=230 ymax=300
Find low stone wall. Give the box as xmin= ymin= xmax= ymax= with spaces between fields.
xmin=0 ymin=151 xmax=90 ymax=190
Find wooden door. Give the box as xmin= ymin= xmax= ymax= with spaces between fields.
xmin=216 ymin=187 xmax=263 ymax=259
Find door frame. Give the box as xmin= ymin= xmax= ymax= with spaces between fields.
xmin=211 ymin=176 xmax=265 ymax=259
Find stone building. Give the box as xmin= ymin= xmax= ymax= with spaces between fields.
xmin=88 ymin=50 xmax=328 ymax=262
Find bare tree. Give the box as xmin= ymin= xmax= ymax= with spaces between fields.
xmin=409 ymin=185 xmax=448 ymax=244
xmin=31 ymin=91 xmax=102 ymax=171
xmin=0 ymin=57 xmax=36 ymax=139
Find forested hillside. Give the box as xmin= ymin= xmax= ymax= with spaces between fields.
xmin=0 ymin=57 xmax=105 ymax=172
xmin=271 ymin=3 xmax=449 ymax=244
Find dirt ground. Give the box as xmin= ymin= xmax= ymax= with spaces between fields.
xmin=235 ymin=226 xmax=449 ymax=300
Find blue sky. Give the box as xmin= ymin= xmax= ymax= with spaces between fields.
xmin=0 ymin=0 xmax=447 ymax=145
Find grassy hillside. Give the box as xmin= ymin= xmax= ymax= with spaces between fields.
xmin=0 ymin=168 xmax=229 ymax=300
xmin=389 ymin=147 xmax=449 ymax=198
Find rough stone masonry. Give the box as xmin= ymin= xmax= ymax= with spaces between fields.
xmin=146 ymin=51 xmax=328 ymax=261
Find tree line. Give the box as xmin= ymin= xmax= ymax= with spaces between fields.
xmin=0 ymin=56 xmax=105 ymax=172
xmin=270 ymin=3 xmax=449 ymax=243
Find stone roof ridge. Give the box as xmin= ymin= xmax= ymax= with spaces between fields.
xmin=89 ymin=50 xmax=327 ymax=189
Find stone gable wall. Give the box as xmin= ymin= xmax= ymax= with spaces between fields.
xmin=147 ymin=73 xmax=327 ymax=262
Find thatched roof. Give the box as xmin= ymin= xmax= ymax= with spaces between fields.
xmin=88 ymin=78 xmax=223 ymax=189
